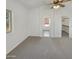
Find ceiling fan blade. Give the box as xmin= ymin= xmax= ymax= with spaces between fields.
xmin=53 ymin=0 xmax=59 ymax=4
xmin=58 ymin=4 xmax=65 ymax=7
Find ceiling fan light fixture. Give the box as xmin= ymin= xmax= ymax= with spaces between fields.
xmin=59 ymin=0 xmax=63 ymax=2
xmin=53 ymin=5 xmax=60 ymax=9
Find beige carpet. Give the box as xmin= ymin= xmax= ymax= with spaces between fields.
xmin=7 ymin=36 xmax=72 ymax=59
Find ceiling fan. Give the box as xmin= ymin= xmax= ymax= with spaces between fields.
xmin=49 ymin=0 xmax=71 ymax=9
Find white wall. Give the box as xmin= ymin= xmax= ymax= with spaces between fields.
xmin=28 ymin=7 xmax=54 ymax=37
xmin=49 ymin=1 xmax=72 ymax=38
xmin=28 ymin=1 xmax=72 ymax=38
xmin=57 ymin=1 xmax=72 ymax=37
xmin=28 ymin=6 xmax=61 ymax=37
xmin=6 ymin=0 xmax=30 ymax=54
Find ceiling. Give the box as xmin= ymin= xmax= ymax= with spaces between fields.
xmin=17 ymin=0 xmax=71 ymax=9
xmin=18 ymin=0 xmax=51 ymax=8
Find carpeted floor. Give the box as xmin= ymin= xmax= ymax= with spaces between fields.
xmin=7 ymin=36 xmax=72 ymax=59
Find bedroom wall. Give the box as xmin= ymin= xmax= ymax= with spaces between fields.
xmin=28 ymin=6 xmax=54 ymax=37
xmin=58 ymin=1 xmax=72 ymax=37
xmin=28 ymin=1 xmax=72 ymax=37
xmin=28 ymin=6 xmax=62 ymax=37
xmin=6 ymin=0 xmax=30 ymax=54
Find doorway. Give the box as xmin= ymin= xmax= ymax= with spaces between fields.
xmin=62 ymin=16 xmax=69 ymax=37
